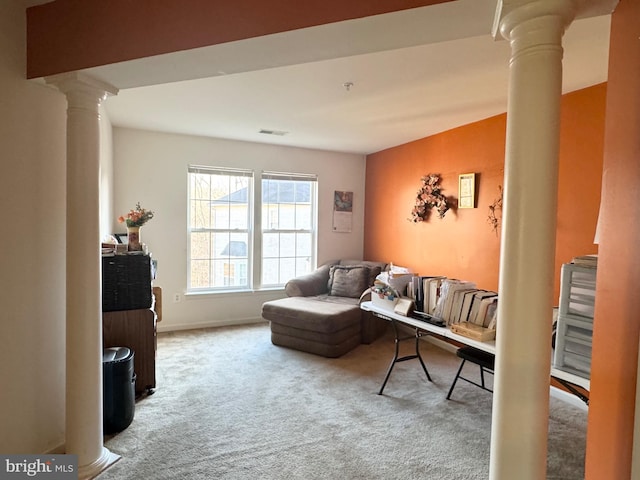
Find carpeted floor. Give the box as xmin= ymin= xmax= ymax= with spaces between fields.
xmin=100 ymin=323 xmax=587 ymax=479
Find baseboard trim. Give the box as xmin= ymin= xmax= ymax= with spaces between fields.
xmin=157 ymin=317 xmax=267 ymax=333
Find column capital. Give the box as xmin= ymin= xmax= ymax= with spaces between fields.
xmin=492 ymin=0 xmax=577 ymax=41
xmin=45 ymin=71 xmax=118 ymax=108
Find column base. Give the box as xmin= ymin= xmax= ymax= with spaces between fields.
xmin=78 ymin=447 xmax=120 ymax=480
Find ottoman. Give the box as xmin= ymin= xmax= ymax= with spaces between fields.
xmin=262 ymin=296 xmax=362 ymax=358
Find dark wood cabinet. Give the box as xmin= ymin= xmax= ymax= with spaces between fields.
xmin=103 ymin=308 xmax=157 ymax=395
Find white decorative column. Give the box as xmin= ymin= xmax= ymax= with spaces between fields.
xmin=46 ymin=72 xmax=119 ymax=479
xmin=490 ymin=2 xmax=575 ymax=479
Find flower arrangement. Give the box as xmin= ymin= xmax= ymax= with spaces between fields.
xmin=371 ymin=283 xmax=400 ymax=301
xmin=409 ymin=174 xmax=449 ymax=222
xmin=118 ymin=202 xmax=154 ymax=228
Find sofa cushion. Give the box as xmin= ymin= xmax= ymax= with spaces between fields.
xmin=339 ymin=260 xmax=385 ymax=285
xmin=262 ymin=297 xmax=360 ymax=333
xmin=284 ymin=264 xmax=332 ymax=297
xmin=270 ymin=321 xmax=360 ymax=345
xmin=328 ymin=265 xmax=378 ymax=298
xmin=312 ymin=294 xmax=359 ymax=306
xmin=270 ymin=329 xmax=361 ymax=358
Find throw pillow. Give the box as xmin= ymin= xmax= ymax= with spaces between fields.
xmin=328 ymin=265 xmax=371 ymax=298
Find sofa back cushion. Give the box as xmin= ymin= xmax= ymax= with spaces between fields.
xmin=328 ymin=265 xmax=381 ymax=298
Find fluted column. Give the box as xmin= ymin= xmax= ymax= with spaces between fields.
xmin=46 ymin=72 xmax=119 ymax=479
xmin=490 ymin=2 xmax=576 ymax=479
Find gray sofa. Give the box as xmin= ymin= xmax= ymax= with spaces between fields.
xmin=262 ymin=260 xmax=389 ymax=357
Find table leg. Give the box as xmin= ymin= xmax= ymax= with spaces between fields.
xmin=554 ymin=377 xmax=590 ymax=405
xmin=378 ymin=319 xmax=432 ymax=395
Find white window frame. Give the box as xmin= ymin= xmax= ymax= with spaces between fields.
xmin=187 ymin=166 xmax=253 ymax=293
xmin=260 ymin=171 xmax=318 ymax=288
xmin=187 ymin=166 xmax=317 ymax=293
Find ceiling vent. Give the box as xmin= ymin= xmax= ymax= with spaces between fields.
xmin=259 ymin=129 xmax=288 ymax=136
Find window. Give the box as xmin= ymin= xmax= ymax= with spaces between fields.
xmin=261 ymin=172 xmax=316 ymax=286
xmin=188 ymin=166 xmax=252 ymax=291
xmin=188 ymin=166 xmax=317 ymax=292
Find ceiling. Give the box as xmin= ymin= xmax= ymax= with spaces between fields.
xmin=97 ymin=1 xmax=611 ymax=155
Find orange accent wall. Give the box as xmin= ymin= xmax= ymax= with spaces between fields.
xmin=585 ymin=1 xmax=640 ymax=478
xmin=365 ymin=84 xmax=605 ymax=301
xmin=26 ymin=0 xmax=452 ymax=79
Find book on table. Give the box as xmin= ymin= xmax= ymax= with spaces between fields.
xmin=449 ymin=286 xmax=480 ymax=324
xmin=414 ymin=276 xmax=424 ymax=311
xmin=433 ymin=279 xmax=477 ymax=325
xmin=485 ymin=299 xmax=499 ymax=329
xmin=407 ymin=276 xmax=418 ymax=307
xmin=417 ymin=275 xmax=443 ymax=313
xmin=468 ymin=290 xmax=498 ymax=325
xmin=473 ymin=296 xmax=499 ymax=327
xmin=571 ymin=254 xmax=598 ymax=267
xmin=458 ymin=289 xmax=481 ymax=324
xmin=425 ymin=277 xmax=446 ymax=314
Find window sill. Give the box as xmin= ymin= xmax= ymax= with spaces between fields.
xmin=184 ymin=287 xmax=284 ymax=300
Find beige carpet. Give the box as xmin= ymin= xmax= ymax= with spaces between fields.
xmin=100 ymin=323 xmax=587 ymax=479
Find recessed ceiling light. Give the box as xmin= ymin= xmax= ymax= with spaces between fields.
xmin=259 ymin=129 xmax=288 ymax=136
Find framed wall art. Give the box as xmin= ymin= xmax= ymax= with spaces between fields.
xmin=458 ymin=173 xmax=476 ymax=209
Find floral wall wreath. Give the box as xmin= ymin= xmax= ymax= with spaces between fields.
xmin=409 ymin=173 xmax=449 ymax=222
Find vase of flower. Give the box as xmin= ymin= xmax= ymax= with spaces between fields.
xmin=118 ymin=202 xmax=154 ymax=253
xmin=127 ymin=226 xmax=142 ymax=251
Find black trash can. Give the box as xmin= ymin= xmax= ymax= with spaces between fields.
xmin=103 ymin=347 xmax=136 ymax=434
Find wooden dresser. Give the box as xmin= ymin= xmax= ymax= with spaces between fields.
xmin=103 ymin=307 xmax=157 ymax=395
xmin=101 ymin=254 xmax=160 ymax=396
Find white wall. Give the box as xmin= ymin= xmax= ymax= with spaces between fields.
xmin=111 ymin=127 xmax=367 ymax=331
xmin=100 ymin=105 xmax=114 ymax=240
xmin=0 ymin=1 xmax=67 ymax=454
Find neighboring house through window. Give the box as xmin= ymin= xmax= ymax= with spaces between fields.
xmin=262 ymin=172 xmax=316 ymax=286
xmin=188 ymin=165 xmax=317 ymax=292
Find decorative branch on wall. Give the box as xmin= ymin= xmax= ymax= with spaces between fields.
xmin=488 ymin=185 xmax=503 ymax=235
xmin=409 ymin=173 xmax=449 ymax=222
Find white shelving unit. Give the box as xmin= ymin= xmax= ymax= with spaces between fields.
xmin=553 ymin=263 xmax=597 ymax=379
